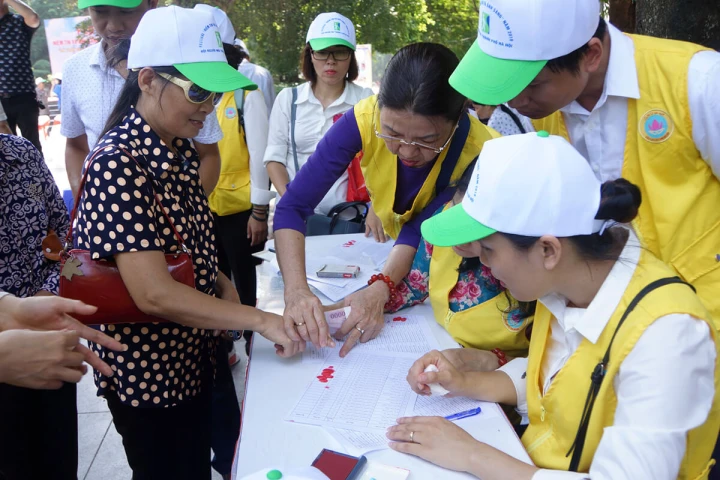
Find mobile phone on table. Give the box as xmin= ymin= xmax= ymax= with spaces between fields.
xmin=311 ymin=449 xmax=366 ymax=480
xmin=316 ymin=264 xmax=361 ymax=278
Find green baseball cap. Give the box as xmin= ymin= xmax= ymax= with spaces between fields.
xmin=79 ymin=0 xmax=143 ymax=8
xmin=450 ymin=0 xmax=601 ymax=105
xmin=450 ymin=40 xmax=546 ymax=106
xmin=421 ymin=202 xmax=496 ymax=247
xmin=306 ymin=12 xmax=357 ymax=51
xmin=127 ymin=6 xmax=257 ymax=94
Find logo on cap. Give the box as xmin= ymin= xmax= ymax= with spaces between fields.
xmin=478 ymin=1 xmax=514 ymax=49
xmin=639 ymin=109 xmax=673 ymax=143
xmin=321 ymin=18 xmax=350 ymax=38
xmin=198 ymin=23 xmax=224 ymax=54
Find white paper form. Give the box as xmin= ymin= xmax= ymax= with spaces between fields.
xmin=325 ymin=236 xmax=394 ymax=270
xmin=325 ymin=428 xmax=389 ymax=456
xmin=409 ymin=395 xmax=498 ymax=420
xmin=302 ymin=314 xmax=442 ymax=363
xmin=287 ymin=351 xmax=417 ymax=432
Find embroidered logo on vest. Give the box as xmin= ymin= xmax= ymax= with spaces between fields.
xmin=225 ymin=106 xmax=237 ymax=119
xmin=504 ymin=311 xmax=525 ymax=332
xmin=639 ymin=109 xmax=674 ymax=143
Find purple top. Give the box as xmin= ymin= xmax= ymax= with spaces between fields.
xmin=273 ymin=109 xmax=455 ymax=248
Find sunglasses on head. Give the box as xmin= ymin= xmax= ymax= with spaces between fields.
xmin=156 ymin=72 xmax=221 ymax=106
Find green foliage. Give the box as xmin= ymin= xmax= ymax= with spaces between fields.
xmin=26 ymin=0 xmax=83 ymax=65
xmin=32 ymin=58 xmax=51 ymax=78
xmin=166 ymin=0 xmax=481 ymax=83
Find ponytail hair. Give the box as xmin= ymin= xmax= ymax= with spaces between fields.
xmin=503 ymin=178 xmax=642 ymax=262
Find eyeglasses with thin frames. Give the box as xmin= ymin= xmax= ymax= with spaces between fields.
xmin=156 ymin=72 xmax=221 ymax=106
xmin=374 ymin=119 xmax=459 ymax=155
xmin=311 ymin=49 xmax=352 ymax=62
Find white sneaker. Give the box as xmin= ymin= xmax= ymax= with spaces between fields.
xmin=228 ymin=342 xmax=240 ymax=367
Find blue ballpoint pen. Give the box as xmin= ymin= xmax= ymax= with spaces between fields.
xmin=444 ymin=407 xmax=482 ymax=421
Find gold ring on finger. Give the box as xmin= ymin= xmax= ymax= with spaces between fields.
xmin=295 ymin=322 xmax=305 ymax=327
xmin=410 ymin=430 xmax=415 ymax=443
xmin=355 ymin=325 xmax=365 ymax=335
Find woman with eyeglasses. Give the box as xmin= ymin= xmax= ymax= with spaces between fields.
xmin=274 ymin=42 xmax=497 ymax=358
xmin=264 ymin=12 xmax=373 ymax=217
xmin=71 ymin=7 xmax=301 ymax=478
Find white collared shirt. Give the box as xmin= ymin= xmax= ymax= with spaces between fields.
xmin=264 ymin=81 xmax=373 ymax=215
xmin=241 ymin=89 xmax=274 ymax=205
xmin=500 ymin=231 xmax=716 ymax=480
xmin=239 ymin=59 xmax=276 ymax=119
xmin=61 ymin=41 xmax=222 ymax=149
xmin=560 ymin=24 xmax=720 ymax=180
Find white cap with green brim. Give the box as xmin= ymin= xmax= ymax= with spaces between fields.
xmin=450 ymin=0 xmax=601 ymax=106
xmin=306 ymin=12 xmax=356 ymax=51
xmin=127 ymin=6 xmax=256 ymax=93
xmin=421 ymin=131 xmax=605 ymax=247
xmin=194 ymin=4 xmax=236 ymax=45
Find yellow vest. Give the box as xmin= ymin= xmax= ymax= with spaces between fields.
xmin=522 ymin=250 xmax=720 ymax=479
xmin=208 ymin=91 xmax=252 ymax=216
xmin=354 ymin=95 xmax=497 ymax=239
xmin=533 ymin=35 xmax=720 ymax=327
xmin=428 ymin=244 xmax=531 ymax=357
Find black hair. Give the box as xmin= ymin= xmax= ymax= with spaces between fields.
xmin=546 ymin=17 xmax=608 ymax=75
xmin=452 ymin=162 xmax=536 ymax=321
xmin=106 ymin=38 xmax=131 ymax=70
xmin=378 ymin=43 xmax=466 ymax=123
xmin=223 ymin=43 xmax=244 ymax=70
xmin=301 ymin=43 xmax=359 ymax=85
xmin=503 ymin=178 xmax=641 ymax=264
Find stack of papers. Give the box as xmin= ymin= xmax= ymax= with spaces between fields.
xmin=287 ymin=314 xmax=495 ymax=456
xmin=262 ymin=235 xmax=395 ymax=302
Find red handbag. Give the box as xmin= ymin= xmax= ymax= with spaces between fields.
xmin=59 ymin=147 xmax=195 ymax=325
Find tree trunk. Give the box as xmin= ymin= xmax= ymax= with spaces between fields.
xmin=609 ymin=0 xmax=636 ymax=33
xmin=635 ymin=0 xmax=720 ymax=49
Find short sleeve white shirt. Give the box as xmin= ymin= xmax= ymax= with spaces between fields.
xmin=264 ymin=81 xmax=373 ymax=215
xmin=61 ymin=41 xmax=222 ymax=149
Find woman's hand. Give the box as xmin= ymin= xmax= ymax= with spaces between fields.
xmin=257 ymin=311 xmax=306 ymax=358
xmin=283 ymin=288 xmax=335 ymax=349
xmin=364 ymin=205 xmax=387 ymax=243
xmin=386 ymin=416 xmax=480 ymax=472
xmin=247 ymin=215 xmax=268 ymax=247
xmin=442 ymin=348 xmax=503 ymax=372
xmin=333 ymin=282 xmax=388 ymax=357
xmin=0 ymin=329 xmax=90 ymax=389
xmin=0 ymin=296 xmax=124 ymax=357
xmin=406 ymin=350 xmax=468 ymax=396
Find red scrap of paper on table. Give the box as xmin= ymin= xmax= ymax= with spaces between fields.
xmin=392 ymin=316 xmax=407 ymax=322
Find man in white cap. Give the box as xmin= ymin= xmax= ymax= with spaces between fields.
xmin=62 ymin=0 xmax=223 ymax=198
xmin=450 ymin=0 xmax=720 ymax=327
xmin=235 ymin=38 xmax=275 ymax=118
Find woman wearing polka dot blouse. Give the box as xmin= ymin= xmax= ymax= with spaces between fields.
xmin=72 ymin=7 xmax=304 ymax=479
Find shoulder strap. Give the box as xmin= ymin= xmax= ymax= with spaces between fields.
xmin=233 ymin=89 xmax=247 ymax=143
xmin=499 ymin=104 xmax=527 ymax=134
xmin=290 ymin=87 xmax=299 ymax=174
xmin=566 ymin=276 xmax=696 ymax=472
xmin=64 ymin=147 xmax=188 ymax=252
xmin=435 ymin=113 xmax=471 ymax=194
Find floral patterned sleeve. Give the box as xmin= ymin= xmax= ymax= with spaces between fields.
xmin=40 ymin=155 xmax=69 ymax=295
xmin=385 ymin=239 xmax=433 ymax=313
